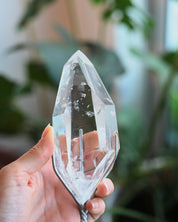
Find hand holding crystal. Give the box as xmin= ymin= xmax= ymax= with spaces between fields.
xmin=58 ymin=131 xmax=107 ymax=174
xmin=0 ymin=125 xmax=114 ymax=222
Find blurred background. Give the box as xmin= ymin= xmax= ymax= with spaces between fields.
xmin=0 ymin=0 xmax=178 ymax=221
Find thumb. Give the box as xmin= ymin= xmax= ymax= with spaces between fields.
xmin=16 ymin=124 xmax=54 ymax=174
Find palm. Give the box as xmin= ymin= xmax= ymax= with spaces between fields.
xmin=0 ymin=126 xmax=112 ymax=222
xmin=34 ymin=158 xmax=80 ymax=222
xmin=33 ymin=131 xmax=102 ymax=222
xmin=0 ymin=159 xmax=80 ymax=222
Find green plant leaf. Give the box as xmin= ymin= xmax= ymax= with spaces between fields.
xmin=15 ymin=83 xmax=32 ymax=95
xmin=162 ymin=50 xmax=178 ymax=69
xmin=35 ymin=43 xmax=79 ymax=82
xmin=18 ymin=0 xmax=56 ymax=29
xmin=0 ymin=105 xmax=25 ymax=134
xmin=131 ymin=48 xmax=170 ymax=82
xmin=0 ymin=75 xmax=17 ymax=105
xmin=7 ymin=42 xmax=78 ymax=83
xmin=169 ymin=90 xmax=178 ymax=128
xmin=107 ymin=206 xmax=159 ymax=222
xmin=103 ymin=9 xmax=113 ymax=20
xmin=0 ymin=75 xmax=28 ymax=134
xmin=82 ymin=42 xmax=124 ymax=91
xmin=35 ymin=41 xmax=124 ymax=92
xmin=121 ymin=12 xmax=135 ymax=30
xmin=141 ymin=13 xmax=154 ymax=38
xmin=7 ymin=40 xmax=124 ymax=92
xmin=91 ymin=0 xmax=105 ymax=4
xmin=27 ymin=60 xmax=57 ymax=88
xmin=7 ymin=43 xmax=29 ymax=53
xmin=92 ymin=0 xmax=153 ymax=35
xmin=54 ymin=24 xmax=79 ymax=45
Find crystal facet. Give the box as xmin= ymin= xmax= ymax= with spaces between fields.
xmin=52 ymin=50 xmax=120 ymax=208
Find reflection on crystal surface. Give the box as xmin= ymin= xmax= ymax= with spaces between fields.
xmin=52 ymin=50 xmax=119 ymax=205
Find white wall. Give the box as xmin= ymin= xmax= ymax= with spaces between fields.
xmin=0 ymin=0 xmax=40 ymax=153
xmin=0 ymin=0 xmax=30 ymax=83
xmin=166 ymin=0 xmax=178 ymax=50
xmin=113 ymin=0 xmax=147 ymax=111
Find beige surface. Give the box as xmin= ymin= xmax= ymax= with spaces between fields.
xmin=32 ymin=0 xmax=113 ymax=47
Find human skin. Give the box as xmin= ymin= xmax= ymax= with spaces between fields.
xmin=0 ymin=125 xmax=114 ymax=222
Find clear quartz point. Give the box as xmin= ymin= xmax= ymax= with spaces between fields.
xmin=52 ymin=50 xmax=120 ymax=214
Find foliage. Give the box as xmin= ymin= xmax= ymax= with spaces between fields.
xmin=18 ymin=0 xmax=153 ymax=37
xmin=34 ymin=41 xmax=124 ymax=89
xmin=92 ymin=0 xmax=153 ymax=36
xmin=18 ymin=0 xmax=56 ymax=29
xmin=110 ymin=49 xmax=178 ymax=221
xmin=27 ymin=60 xmax=56 ymax=87
xmin=167 ymin=88 xmax=178 ymax=150
xmin=1 ymin=0 xmax=178 ymax=221
xmin=4 ymin=24 xmax=124 ymax=136
xmin=0 ymin=75 xmax=25 ymax=133
xmin=9 ymin=24 xmax=124 ymax=92
xmin=131 ymin=48 xmax=170 ymax=84
xmin=108 ymin=206 xmax=159 ymax=222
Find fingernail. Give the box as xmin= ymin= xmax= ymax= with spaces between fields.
xmin=104 ymin=182 xmax=110 ymax=194
xmin=92 ymin=201 xmax=99 ymax=209
xmin=39 ymin=124 xmax=54 ymax=153
xmin=42 ymin=124 xmax=51 ymax=138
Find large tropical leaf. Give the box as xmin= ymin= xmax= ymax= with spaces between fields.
xmin=35 ymin=42 xmax=124 ymax=91
xmin=0 ymin=75 xmax=17 ymax=105
xmin=82 ymin=42 xmax=124 ymax=91
xmin=0 ymin=106 xmax=25 ymax=134
xmin=8 ymin=23 xmax=124 ymax=91
xmin=54 ymin=24 xmax=79 ymax=45
xmin=35 ymin=43 xmax=79 ymax=82
xmin=27 ymin=60 xmax=57 ymax=87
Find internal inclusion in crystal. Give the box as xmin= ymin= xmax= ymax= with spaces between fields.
xmin=52 ymin=50 xmax=119 ymax=205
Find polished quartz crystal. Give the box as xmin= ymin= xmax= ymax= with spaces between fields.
xmin=52 ymin=50 xmax=120 ymax=221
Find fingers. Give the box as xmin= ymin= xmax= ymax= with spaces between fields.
xmin=86 ymin=198 xmax=105 ymax=222
xmin=86 ymin=178 xmax=114 ymax=221
xmin=58 ymin=131 xmax=100 ymax=172
xmin=83 ymin=131 xmax=99 ymax=153
xmin=95 ymin=178 xmax=114 ymax=198
xmin=58 ymin=131 xmax=99 ymax=153
xmin=15 ymin=125 xmax=54 ymax=174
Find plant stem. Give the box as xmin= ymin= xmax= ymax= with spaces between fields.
xmin=142 ymin=52 xmax=178 ymax=155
